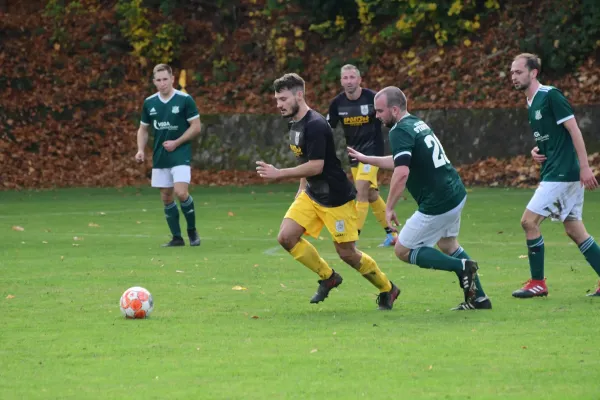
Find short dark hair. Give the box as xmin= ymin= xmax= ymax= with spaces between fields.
xmin=273 ymin=73 xmax=305 ymax=94
xmin=376 ymin=86 xmax=407 ymax=111
xmin=515 ymin=53 xmax=541 ymax=74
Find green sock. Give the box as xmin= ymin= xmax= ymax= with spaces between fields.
xmin=451 ymin=246 xmax=486 ymax=298
xmin=409 ymin=247 xmax=464 ymax=273
xmin=180 ymin=195 xmax=196 ymax=231
xmin=164 ymin=201 xmax=181 ymax=238
xmin=527 ymin=236 xmax=545 ymax=280
xmin=579 ymin=236 xmax=600 ymax=276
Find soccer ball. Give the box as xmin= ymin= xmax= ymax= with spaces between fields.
xmin=120 ymin=286 xmax=154 ymax=319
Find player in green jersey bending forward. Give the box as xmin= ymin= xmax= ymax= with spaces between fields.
xmin=510 ymin=53 xmax=600 ymax=298
xmin=348 ymin=86 xmax=490 ymax=310
xmin=136 ymin=64 xmax=202 ymax=247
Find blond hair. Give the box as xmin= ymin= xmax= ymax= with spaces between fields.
xmin=153 ymin=63 xmax=173 ymax=77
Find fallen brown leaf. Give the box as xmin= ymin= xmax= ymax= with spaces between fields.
xmin=12 ymin=226 xmax=24 ymax=231
xmin=6 ymin=294 xmax=15 ymax=299
xmin=227 ymin=211 xmax=235 ymax=217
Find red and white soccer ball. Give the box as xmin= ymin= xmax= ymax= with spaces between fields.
xmin=120 ymin=286 xmax=154 ymax=319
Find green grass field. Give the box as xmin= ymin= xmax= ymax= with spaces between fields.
xmin=1 ymin=185 xmax=599 ymax=399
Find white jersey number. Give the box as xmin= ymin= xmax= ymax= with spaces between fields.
xmin=424 ymin=134 xmax=450 ymax=168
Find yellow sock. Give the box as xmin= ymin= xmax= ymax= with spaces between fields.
xmin=370 ymin=196 xmax=395 ymax=235
xmin=289 ymin=238 xmax=333 ymax=280
xmin=357 ymin=252 xmax=392 ymax=292
xmin=356 ymin=201 xmax=370 ymax=231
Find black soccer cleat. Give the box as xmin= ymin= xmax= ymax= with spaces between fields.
xmin=458 ymin=260 xmax=479 ymax=304
xmin=451 ymin=296 xmax=492 ymax=311
xmin=310 ymin=270 xmax=343 ymax=303
xmin=188 ymin=229 xmax=201 ymax=247
xmin=376 ymin=283 xmax=401 ymax=310
xmin=162 ymin=236 xmax=185 ymax=247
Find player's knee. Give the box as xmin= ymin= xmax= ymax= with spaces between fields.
xmin=394 ymin=243 xmax=411 ymax=262
xmin=277 ymin=231 xmax=297 ymax=251
xmin=368 ymin=188 xmax=379 ymax=202
xmin=337 ymin=248 xmax=359 ymax=266
xmin=160 ymin=192 xmax=174 ymax=204
xmin=520 ymin=217 xmax=537 ymax=233
xmin=174 ymin=189 xmax=189 ymax=202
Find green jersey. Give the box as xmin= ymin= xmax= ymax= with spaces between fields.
xmin=389 ymin=114 xmax=466 ymax=215
xmin=527 ymin=85 xmax=578 ymax=182
xmin=140 ymin=89 xmax=200 ymax=168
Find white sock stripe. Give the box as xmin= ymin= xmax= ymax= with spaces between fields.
xmin=410 ymin=248 xmax=421 ymax=265
xmin=580 ymin=237 xmax=595 ymax=253
xmin=580 ymin=242 xmax=593 ymax=254
xmin=528 ymin=237 xmax=544 ymax=248
xmin=181 ymin=196 xmax=194 ymax=206
xmin=164 ymin=202 xmax=178 ymax=210
xmin=451 ymin=246 xmax=464 ymax=257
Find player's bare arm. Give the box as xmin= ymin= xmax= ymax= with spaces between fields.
xmin=347 ymin=147 xmax=394 ymax=169
xmin=256 ymin=159 xmax=324 ymax=180
xmin=563 ymin=118 xmax=598 ymax=190
xmin=385 ymin=165 xmax=410 ymax=228
xmin=136 ymin=123 xmax=149 ymax=162
xmin=163 ymin=117 xmax=201 ymax=152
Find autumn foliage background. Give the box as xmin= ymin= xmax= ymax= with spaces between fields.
xmin=1 ymin=0 xmax=599 ymax=190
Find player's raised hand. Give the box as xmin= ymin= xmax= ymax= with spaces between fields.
xmin=580 ymin=166 xmax=599 ymax=190
xmin=135 ymin=151 xmax=145 ymax=163
xmin=347 ymin=147 xmax=366 ymax=163
xmin=531 ymin=146 xmax=546 ymax=163
xmin=256 ymin=161 xmax=281 ymax=180
xmin=385 ymin=208 xmax=400 ymax=232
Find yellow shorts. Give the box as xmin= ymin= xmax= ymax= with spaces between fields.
xmin=351 ymin=162 xmax=379 ymax=189
xmin=284 ymin=191 xmax=359 ymax=243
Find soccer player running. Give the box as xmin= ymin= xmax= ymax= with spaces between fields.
xmin=510 ymin=53 xmax=600 ymax=298
xmin=327 ymin=65 xmax=397 ymax=247
xmin=256 ymin=73 xmax=400 ymax=310
xmin=135 ymin=64 xmax=202 ymax=247
xmin=348 ymin=86 xmax=490 ymax=310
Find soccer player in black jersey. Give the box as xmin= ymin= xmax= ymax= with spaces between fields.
xmin=327 ymin=64 xmax=397 ymax=247
xmin=256 ymin=73 xmax=400 ymax=310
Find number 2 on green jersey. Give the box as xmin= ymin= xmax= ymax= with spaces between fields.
xmin=424 ymin=134 xmax=450 ymax=168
